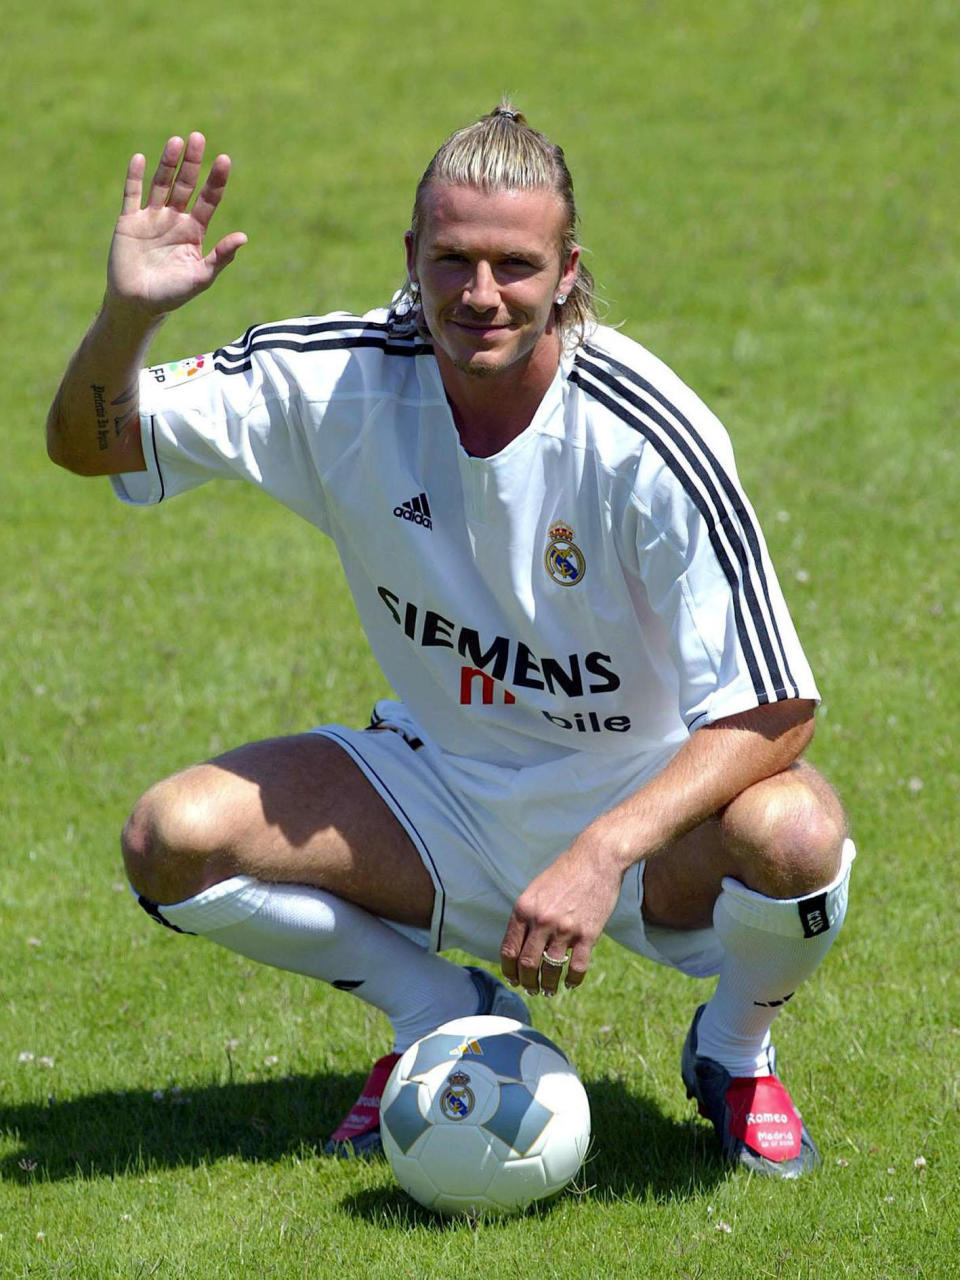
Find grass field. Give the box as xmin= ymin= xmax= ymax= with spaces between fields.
xmin=2 ymin=1 xmax=958 ymax=1276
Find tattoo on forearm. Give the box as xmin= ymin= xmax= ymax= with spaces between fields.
xmin=107 ymin=381 xmax=138 ymax=441
xmin=111 ymin=381 xmax=137 ymax=408
xmin=114 ymin=409 xmax=137 ymax=437
xmin=89 ymin=378 xmax=140 ymax=445
xmin=91 ymin=384 xmax=109 ymax=451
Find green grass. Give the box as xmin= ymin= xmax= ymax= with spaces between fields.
xmin=2 ymin=0 xmax=959 ymax=1275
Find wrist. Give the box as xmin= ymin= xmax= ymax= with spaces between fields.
xmin=571 ymin=816 xmax=646 ymax=880
xmin=99 ymin=292 xmax=168 ymax=340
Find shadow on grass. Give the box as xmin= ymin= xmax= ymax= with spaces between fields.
xmin=573 ymin=1075 xmax=725 ymax=1201
xmin=0 ymin=1070 xmax=724 ymax=1207
xmin=340 ymin=1076 xmax=726 ymax=1225
xmin=0 ymin=1069 xmax=367 ymax=1183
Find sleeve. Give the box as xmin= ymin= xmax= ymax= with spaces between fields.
xmin=110 ymin=351 xmax=237 ymax=507
xmin=109 ymin=320 xmax=354 ymax=537
xmin=632 ymin=430 xmax=820 ymax=730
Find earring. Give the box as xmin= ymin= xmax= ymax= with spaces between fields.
xmin=555 ymin=293 xmax=568 ymax=305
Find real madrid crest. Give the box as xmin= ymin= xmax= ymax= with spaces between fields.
xmin=544 ymin=521 xmax=586 ymax=586
xmin=439 ymin=1070 xmax=475 ymax=1121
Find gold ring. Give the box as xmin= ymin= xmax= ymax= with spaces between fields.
xmin=541 ymin=950 xmax=569 ymax=968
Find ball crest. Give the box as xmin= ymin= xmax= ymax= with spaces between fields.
xmin=380 ymin=1014 xmax=591 ymax=1216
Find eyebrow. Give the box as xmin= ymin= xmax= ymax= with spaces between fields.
xmin=429 ymin=239 xmax=549 ymax=262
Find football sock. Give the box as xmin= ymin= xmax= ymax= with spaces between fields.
xmin=695 ymin=837 xmax=856 ymax=1077
xmin=149 ymin=876 xmax=478 ymax=1052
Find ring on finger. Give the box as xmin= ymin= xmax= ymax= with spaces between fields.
xmin=541 ymin=950 xmax=569 ymax=969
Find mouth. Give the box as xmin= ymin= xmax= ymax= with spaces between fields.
xmin=450 ymin=318 xmax=514 ymax=334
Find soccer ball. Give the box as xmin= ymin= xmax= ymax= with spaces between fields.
xmin=380 ymin=1014 xmax=591 ymax=1216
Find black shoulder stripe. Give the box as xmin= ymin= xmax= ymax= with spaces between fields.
xmin=213 ymin=335 xmax=433 ymax=377
xmin=572 ymin=348 xmax=799 ymax=704
xmin=575 ymin=347 xmax=799 ymax=702
xmin=583 ymin=344 xmax=787 ymax=586
xmin=573 ymin=362 xmax=769 ymax=703
xmin=217 ymin=317 xmax=392 ymax=362
xmin=214 ymin=318 xmax=432 ymax=375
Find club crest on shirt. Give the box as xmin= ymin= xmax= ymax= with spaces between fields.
xmin=544 ymin=522 xmax=586 ymax=586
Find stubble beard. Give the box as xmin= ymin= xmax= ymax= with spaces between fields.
xmin=448 ymin=355 xmax=500 ymax=378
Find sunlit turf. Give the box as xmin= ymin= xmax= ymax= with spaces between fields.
xmin=2 ymin=0 xmax=958 ymax=1275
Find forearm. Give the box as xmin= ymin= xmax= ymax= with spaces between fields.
xmin=573 ymin=699 xmax=817 ymax=875
xmin=46 ymin=299 xmax=162 ymax=476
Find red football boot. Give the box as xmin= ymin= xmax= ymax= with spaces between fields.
xmin=323 ymin=1052 xmax=401 ymax=1158
xmin=681 ymin=1004 xmax=821 ymax=1178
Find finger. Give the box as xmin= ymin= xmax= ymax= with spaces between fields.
xmin=539 ymin=946 xmax=570 ymax=998
xmin=191 ymin=153 xmax=234 ymax=233
xmin=168 ymin=131 xmax=207 ymax=212
xmin=517 ymin=929 xmax=554 ymax=995
xmin=564 ymin=938 xmax=593 ymax=990
xmin=121 ymin=153 xmax=146 ymax=215
xmin=500 ymin=913 xmax=527 ymax=988
xmin=146 ymin=135 xmax=186 ymax=209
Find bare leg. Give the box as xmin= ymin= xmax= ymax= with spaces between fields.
xmin=639 ymin=758 xmax=854 ymax=1112
xmin=122 ymin=732 xmax=435 ymax=921
xmin=120 ymin=733 xmax=529 ymax=1074
xmin=641 ymin=760 xmax=848 ymax=929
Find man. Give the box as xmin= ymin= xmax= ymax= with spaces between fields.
xmin=47 ymin=104 xmax=853 ymax=1178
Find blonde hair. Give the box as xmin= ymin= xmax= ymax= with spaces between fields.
xmin=394 ymin=101 xmax=597 ymax=346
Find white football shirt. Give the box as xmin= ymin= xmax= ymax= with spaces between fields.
xmin=114 ymin=310 xmax=819 ymax=771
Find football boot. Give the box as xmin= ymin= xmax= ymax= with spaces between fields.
xmin=681 ymin=1004 xmax=821 ymax=1178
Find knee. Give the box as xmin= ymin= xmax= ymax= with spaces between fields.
xmin=122 ymin=771 xmax=227 ymax=904
xmin=720 ymin=765 xmax=848 ymax=899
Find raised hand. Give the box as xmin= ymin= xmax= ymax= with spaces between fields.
xmin=106 ymin=132 xmax=247 ymax=318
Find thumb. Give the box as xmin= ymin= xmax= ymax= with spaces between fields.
xmin=206 ymin=231 xmax=248 ymax=274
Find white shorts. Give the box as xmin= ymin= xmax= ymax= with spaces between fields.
xmin=314 ymin=701 xmax=724 ymax=979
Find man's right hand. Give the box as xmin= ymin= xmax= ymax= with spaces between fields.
xmin=107 ymin=131 xmax=247 ymax=319
xmin=47 ymin=132 xmax=246 ymax=476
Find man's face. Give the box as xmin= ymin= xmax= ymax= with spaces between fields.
xmin=406 ymin=182 xmax=580 ymax=379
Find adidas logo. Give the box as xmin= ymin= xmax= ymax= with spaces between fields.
xmin=393 ymin=492 xmax=433 ymax=529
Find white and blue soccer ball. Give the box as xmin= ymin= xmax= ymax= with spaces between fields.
xmin=380 ymin=1014 xmax=591 ymax=1216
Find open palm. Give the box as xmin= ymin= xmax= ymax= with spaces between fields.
xmin=107 ymin=131 xmax=247 ymax=317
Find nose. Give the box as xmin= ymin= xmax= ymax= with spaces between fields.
xmin=463 ymin=260 xmax=499 ymax=311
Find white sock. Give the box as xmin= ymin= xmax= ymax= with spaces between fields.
xmin=696 ymin=838 xmax=856 ymax=1076
xmin=150 ymin=876 xmax=479 ymax=1052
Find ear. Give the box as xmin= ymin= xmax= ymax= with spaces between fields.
xmin=558 ymin=244 xmax=580 ymax=299
xmin=404 ymin=230 xmax=418 ymax=284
